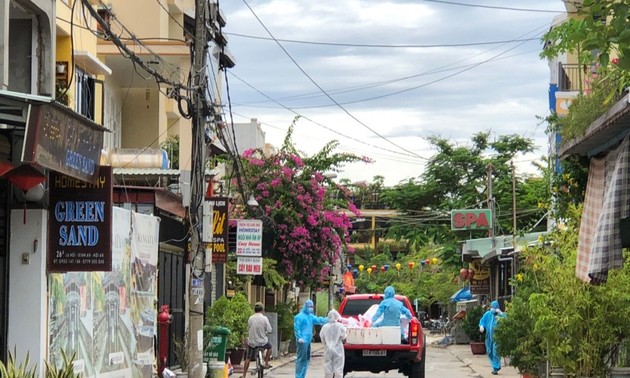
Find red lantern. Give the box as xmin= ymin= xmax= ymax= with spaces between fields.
xmin=468 ymin=269 xmax=476 ymax=281
xmin=380 ymin=266 xmax=385 ymax=272
xmin=408 ymin=261 xmax=415 ymax=269
xmin=425 ymin=259 xmax=431 ymax=265
xmin=371 ymin=264 xmax=377 ymax=272
xmin=459 ymin=268 xmax=469 ymax=280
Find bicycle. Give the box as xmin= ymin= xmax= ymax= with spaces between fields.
xmin=252 ymin=346 xmax=266 ymax=378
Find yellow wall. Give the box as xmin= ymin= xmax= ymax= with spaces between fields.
xmin=121 ymin=88 xmax=161 ymax=148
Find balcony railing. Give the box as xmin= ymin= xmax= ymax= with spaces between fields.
xmin=558 ymin=63 xmax=587 ymax=92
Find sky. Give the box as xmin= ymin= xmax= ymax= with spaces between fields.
xmin=216 ymin=0 xmax=567 ymax=186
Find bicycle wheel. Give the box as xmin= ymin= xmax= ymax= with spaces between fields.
xmin=256 ymin=349 xmax=264 ymax=378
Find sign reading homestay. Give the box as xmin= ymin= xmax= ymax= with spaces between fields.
xmin=451 ymin=209 xmax=492 ymax=231
xmin=236 ymin=219 xmax=262 ymax=256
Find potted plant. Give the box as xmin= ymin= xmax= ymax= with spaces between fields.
xmin=172 ymin=335 xmax=189 ymax=376
xmin=205 ymin=293 xmax=253 ymax=365
xmin=461 ymin=305 xmax=486 ymax=355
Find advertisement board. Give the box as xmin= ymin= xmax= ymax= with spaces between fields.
xmin=48 ymin=166 xmax=112 ymax=272
xmin=236 ymin=219 xmax=262 ymax=257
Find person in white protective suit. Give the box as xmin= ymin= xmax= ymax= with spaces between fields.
xmin=319 ymin=309 xmax=347 ymax=378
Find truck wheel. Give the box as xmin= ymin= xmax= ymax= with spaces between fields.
xmin=410 ymin=358 xmax=425 ymax=378
xmin=410 ymin=337 xmax=427 ymax=378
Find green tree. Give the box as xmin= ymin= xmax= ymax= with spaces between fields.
xmin=234 ymin=118 xmax=370 ymax=287
xmin=540 ymin=0 xmax=630 ymax=70
xmin=380 ymin=132 xmax=545 ymax=269
xmin=352 ymin=243 xmax=458 ymax=309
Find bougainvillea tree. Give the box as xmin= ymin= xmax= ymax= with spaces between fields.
xmin=235 ymin=121 xmax=370 ymax=287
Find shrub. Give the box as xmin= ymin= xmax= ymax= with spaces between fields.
xmin=461 ymin=305 xmax=485 ymax=342
xmin=205 ymin=294 xmax=254 ymax=350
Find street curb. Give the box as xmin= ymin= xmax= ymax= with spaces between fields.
xmin=448 ymin=349 xmax=482 ymax=377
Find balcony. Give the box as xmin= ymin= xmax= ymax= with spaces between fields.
xmin=558 ymin=63 xmax=588 ymax=92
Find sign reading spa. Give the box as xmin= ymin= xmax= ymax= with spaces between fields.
xmin=450 ymin=209 xmax=492 ymax=231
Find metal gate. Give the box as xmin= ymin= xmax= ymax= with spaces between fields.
xmin=158 ymin=249 xmax=186 ymax=369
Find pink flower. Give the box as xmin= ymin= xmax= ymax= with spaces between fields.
xmin=242 ymin=149 xmax=256 ymax=158
xmin=291 ymin=155 xmax=304 ymax=167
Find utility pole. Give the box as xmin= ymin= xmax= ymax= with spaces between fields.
xmin=188 ymin=0 xmax=208 ymax=376
xmin=486 ymin=163 xmax=495 ymax=239
xmin=511 ymin=161 xmax=517 ymax=247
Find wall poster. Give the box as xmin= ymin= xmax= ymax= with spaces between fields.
xmin=48 ymin=207 xmax=160 ymax=377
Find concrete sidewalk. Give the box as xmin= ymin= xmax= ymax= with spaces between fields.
xmin=430 ymin=333 xmax=520 ymax=378
xmin=233 ymin=332 xmax=521 ymax=377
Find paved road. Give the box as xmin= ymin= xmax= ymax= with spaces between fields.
xmin=266 ymin=344 xmax=479 ymax=377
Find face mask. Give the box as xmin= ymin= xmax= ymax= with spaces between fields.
xmin=307 ymin=306 xmax=314 ymax=314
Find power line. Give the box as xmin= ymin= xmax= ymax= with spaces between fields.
xmin=233 ymin=47 xmax=542 ymax=108
xmin=289 ymin=34 xmax=540 ymax=109
xmin=228 ymin=72 xmax=426 ymax=160
xmin=226 ymin=32 xmax=540 ymax=48
xmin=240 ymin=0 xmax=427 ymax=160
xmin=419 ymin=0 xmax=566 ymax=13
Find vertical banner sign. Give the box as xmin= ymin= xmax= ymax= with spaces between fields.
xmin=48 ymin=166 xmax=112 ymax=272
xmin=236 ymin=219 xmax=263 ymax=256
xmin=130 ymin=212 xmax=160 ymax=377
xmin=208 ymin=197 xmax=228 ymax=263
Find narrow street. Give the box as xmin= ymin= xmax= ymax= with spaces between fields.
xmin=267 ymin=346 xmax=475 ymax=377
xmin=235 ymin=332 xmax=521 ymax=378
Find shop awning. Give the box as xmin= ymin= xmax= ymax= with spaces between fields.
xmin=462 ymin=232 xmax=548 ymax=263
xmin=450 ymin=287 xmax=473 ymax=302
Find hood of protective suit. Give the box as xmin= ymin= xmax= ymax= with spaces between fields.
xmin=327 ymin=309 xmax=340 ymax=323
xmin=490 ymin=300 xmax=500 ymax=309
xmin=301 ymin=299 xmax=315 ymax=314
xmin=384 ymin=286 xmax=395 ymax=299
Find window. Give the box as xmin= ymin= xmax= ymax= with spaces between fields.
xmin=75 ymin=67 xmax=95 ymax=120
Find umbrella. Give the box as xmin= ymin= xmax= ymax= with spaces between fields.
xmin=1 ymin=163 xmax=46 ymax=192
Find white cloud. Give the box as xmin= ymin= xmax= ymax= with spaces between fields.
xmin=220 ymin=0 xmax=565 ymax=186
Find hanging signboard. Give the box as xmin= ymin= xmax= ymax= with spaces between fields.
xmin=48 ymin=166 xmax=112 ymax=272
xmin=236 ymin=256 xmax=263 ymax=275
xmin=451 ymin=209 xmax=492 ymax=231
xmin=469 ymin=260 xmax=490 ymax=296
xmin=236 ymin=219 xmax=262 ymax=257
xmin=207 ymin=197 xmax=228 ymax=263
xmin=23 ymin=102 xmax=105 ymax=183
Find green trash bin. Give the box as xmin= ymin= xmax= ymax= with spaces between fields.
xmin=204 ymin=326 xmax=231 ymax=363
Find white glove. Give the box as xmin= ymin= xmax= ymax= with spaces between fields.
xmin=479 ymin=326 xmax=485 ymax=333
xmin=495 ymin=309 xmax=503 ymax=315
xmin=298 ymin=338 xmax=304 ymax=344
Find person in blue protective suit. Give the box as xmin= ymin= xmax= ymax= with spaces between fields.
xmin=479 ymin=300 xmax=507 ymax=375
xmin=371 ymin=286 xmax=412 ymax=339
xmin=294 ymin=299 xmax=328 ymax=378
